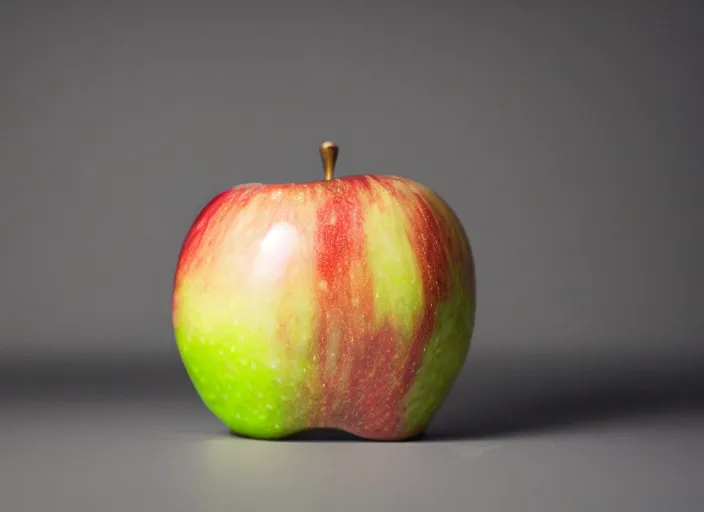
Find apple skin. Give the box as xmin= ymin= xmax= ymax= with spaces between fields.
xmin=172 ymin=174 xmax=475 ymax=441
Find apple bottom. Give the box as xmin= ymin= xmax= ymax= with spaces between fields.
xmin=176 ymin=281 xmax=472 ymax=442
xmin=224 ymin=418 xmax=430 ymax=442
xmin=178 ymin=335 xmax=467 ymax=442
xmin=229 ymin=428 xmax=429 ymax=442
xmin=182 ymin=362 xmax=440 ymax=442
xmin=209 ymin=384 xmax=439 ymax=442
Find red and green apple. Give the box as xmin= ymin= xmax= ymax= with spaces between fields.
xmin=172 ymin=142 xmax=476 ymax=441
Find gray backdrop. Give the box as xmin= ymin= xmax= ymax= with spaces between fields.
xmin=2 ymin=1 xmax=703 ymax=362
xmin=1 ymin=2 xmax=702 ymax=361
xmin=1 ymin=1 xmax=703 ymax=510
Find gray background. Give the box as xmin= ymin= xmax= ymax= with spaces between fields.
xmin=1 ymin=1 xmax=703 ymax=511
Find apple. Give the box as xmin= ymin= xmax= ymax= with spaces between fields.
xmin=172 ymin=142 xmax=476 ymax=441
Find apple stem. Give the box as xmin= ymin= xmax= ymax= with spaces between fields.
xmin=320 ymin=141 xmax=339 ymax=181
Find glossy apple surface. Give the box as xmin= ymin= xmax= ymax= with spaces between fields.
xmin=172 ymin=152 xmax=475 ymax=440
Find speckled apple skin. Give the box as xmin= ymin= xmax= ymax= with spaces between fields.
xmin=172 ymin=175 xmax=475 ymax=440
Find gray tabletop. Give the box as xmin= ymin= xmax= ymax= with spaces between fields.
xmin=3 ymin=347 xmax=703 ymax=511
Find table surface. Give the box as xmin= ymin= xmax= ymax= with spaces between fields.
xmin=3 ymin=347 xmax=703 ymax=511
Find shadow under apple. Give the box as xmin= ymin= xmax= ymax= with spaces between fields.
xmin=424 ymin=346 xmax=704 ymax=441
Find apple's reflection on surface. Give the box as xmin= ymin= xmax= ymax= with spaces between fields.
xmin=190 ymin=433 xmax=496 ymax=506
